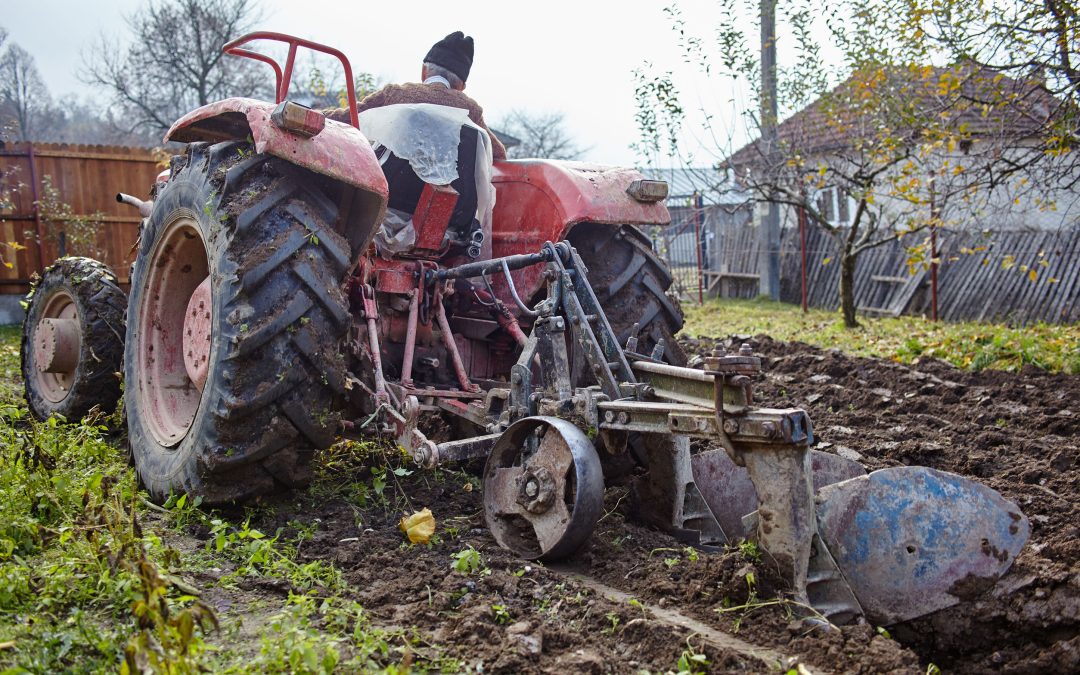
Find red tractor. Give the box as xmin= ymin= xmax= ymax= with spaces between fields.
xmin=21 ymin=33 xmax=1029 ymax=627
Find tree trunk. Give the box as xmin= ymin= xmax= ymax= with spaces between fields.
xmin=839 ymin=247 xmax=859 ymax=328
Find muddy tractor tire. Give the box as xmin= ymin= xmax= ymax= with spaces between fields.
xmin=125 ymin=141 xmax=353 ymax=503
xmin=568 ymin=224 xmax=686 ymax=365
xmin=20 ymin=257 xmax=126 ymax=421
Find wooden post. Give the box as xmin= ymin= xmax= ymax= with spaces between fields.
xmin=798 ymin=204 xmax=809 ymax=313
xmin=26 ymin=143 xmax=48 ymax=275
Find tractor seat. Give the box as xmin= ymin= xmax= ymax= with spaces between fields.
xmin=376 ymin=124 xmax=482 ymax=247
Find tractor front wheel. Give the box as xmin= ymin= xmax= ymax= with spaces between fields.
xmin=21 ymin=257 xmax=126 ymax=421
xmin=125 ymin=141 xmax=353 ymax=502
xmin=568 ymin=224 xmax=686 ymax=365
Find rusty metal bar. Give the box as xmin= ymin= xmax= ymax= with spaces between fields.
xmin=400 ymin=289 xmax=420 ymax=386
xmin=433 ymin=289 xmax=479 ymax=392
xmin=434 ymin=249 xmax=552 ymax=281
xmin=930 ymin=225 xmax=939 ymax=322
xmin=631 ymin=360 xmax=715 ymax=409
xmin=693 ymin=192 xmax=705 ymax=305
xmin=428 ymin=434 xmax=501 ymax=466
xmin=798 ymin=203 xmax=809 ymax=313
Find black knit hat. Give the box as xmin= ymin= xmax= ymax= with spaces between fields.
xmin=424 ymin=31 xmax=474 ymax=83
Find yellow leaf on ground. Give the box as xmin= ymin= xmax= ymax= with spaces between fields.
xmin=0 ymin=640 xmax=14 ymax=650
xmin=399 ymin=508 xmax=435 ymax=544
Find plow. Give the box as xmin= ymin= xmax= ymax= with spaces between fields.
xmin=20 ymin=32 xmax=1028 ymax=629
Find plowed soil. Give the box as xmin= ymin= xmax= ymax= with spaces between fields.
xmin=161 ymin=335 xmax=1078 ymax=673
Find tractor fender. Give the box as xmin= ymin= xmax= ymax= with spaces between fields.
xmin=166 ymin=97 xmax=388 ymax=248
xmin=491 ymin=159 xmax=671 ymax=299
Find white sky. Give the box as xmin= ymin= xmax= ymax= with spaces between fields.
xmin=2 ymin=0 xmax=795 ymax=167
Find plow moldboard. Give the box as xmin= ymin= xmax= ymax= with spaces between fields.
xmin=815 ymin=466 xmax=1030 ymax=626
xmin=691 ymin=448 xmax=865 ymax=539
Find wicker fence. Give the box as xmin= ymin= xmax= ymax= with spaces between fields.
xmin=770 ymin=222 xmax=1080 ymax=324
xmin=0 ymin=142 xmax=163 ymax=294
xmin=652 ymin=203 xmax=1080 ymax=325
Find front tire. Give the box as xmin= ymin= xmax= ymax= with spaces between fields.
xmin=125 ymin=141 xmax=354 ymax=502
xmin=21 ymin=257 xmax=126 ymax=421
xmin=568 ymin=224 xmax=686 ymax=365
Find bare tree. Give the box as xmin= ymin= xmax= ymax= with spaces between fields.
xmin=634 ymin=0 xmax=1058 ymax=328
xmin=498 ymin=110 xmax=587 ymax=160
xmin=82 ymin=0 xmax=271 ymax=136
xmin=0 ymin=41 xmax=54 ymax=141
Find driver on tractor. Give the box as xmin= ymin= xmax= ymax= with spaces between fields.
xmin=330 ymin=31 xmax=504 ymax=260
xmin=342 ymin=30 xmax=506 ymax=160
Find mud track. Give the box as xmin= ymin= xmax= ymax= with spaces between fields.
xmin=161 ymin=336 xmax=1076 ymax=673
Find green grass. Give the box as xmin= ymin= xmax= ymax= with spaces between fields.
xmin=0 ymin=325 xmax=458 ymax=673
xmin=682 ymin=297 xmax=1080 ymax=375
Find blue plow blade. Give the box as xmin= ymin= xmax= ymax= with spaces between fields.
xmin=815 ymin=466 xmax=1029 ymax=626
xmin=690 ymin=448 xmax=866 ymax=540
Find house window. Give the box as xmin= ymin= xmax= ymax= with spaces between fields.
xmin=813 ymin=186 xmax=855 ymax=227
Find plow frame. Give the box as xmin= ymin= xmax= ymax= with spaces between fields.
xmin=347 ymin=239 xmax=846 ymax=615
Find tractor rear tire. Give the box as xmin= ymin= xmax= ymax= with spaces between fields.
xmin=21 ymin=257 xmax=126 ymax=421
xmin=125 ymin=141 xmax=354 ymax=503
xmin=568 ymin=224 xmax=686 ymax=365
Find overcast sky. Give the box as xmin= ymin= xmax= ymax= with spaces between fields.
xmin=3 ymin=0 xmax=772 ymax=167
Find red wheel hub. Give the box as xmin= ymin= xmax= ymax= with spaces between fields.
xmin=135 ymin=216 xmax=211 ymax=446
xmin=35 ymin=317 xmax=81 ymax=373
xmin=32 ymin=291 xmax=82 ymax=402
xmin=183 ymin=277 xmax=213 ymax=392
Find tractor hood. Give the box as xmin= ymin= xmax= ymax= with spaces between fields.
xmin=492 ymin=159 xmax=671 ymax=230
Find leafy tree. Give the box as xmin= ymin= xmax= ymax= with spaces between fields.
xmin=297 ymin=58 xmax=380 ymax=110
xmin=497 ymin=110 xmax=587 ymax=160
xmin=878 ymin=0 xmax=1080 ymax=185
xmin=634 ymin=0 xmax=1055 ymax=328
xmin=82 ymin=0 xmax=271 ymax=136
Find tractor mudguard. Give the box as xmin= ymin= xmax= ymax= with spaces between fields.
xmin=491 ymin=160 xmax=670 ymax=299
xmin=166 ymin=97 xmax=388 ymax=249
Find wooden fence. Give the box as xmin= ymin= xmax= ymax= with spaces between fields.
xmin=0 ymin=142 xmax=163 ymax=293
xmin=697 ymin=206 xmax=1080 ymax=325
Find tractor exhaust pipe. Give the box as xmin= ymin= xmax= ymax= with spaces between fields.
xmin=117 ymin=192 xmax=153 ymax=218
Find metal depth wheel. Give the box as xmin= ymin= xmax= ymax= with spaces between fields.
xmin=21 ymin=257 xmax=126 ymax=421
xmin=483 ymin=416 xmax=605 ymax=560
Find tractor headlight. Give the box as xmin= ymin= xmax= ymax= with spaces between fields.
xmin=270 ymin=100 xmax=326 ymax=138
xmin=626 ymin=179 xmax=668 ymax=202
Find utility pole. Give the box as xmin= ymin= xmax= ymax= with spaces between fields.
xmin=759 ymin=0 xmax=781 ymax=300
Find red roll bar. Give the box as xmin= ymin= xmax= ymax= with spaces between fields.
xmin=222 ymin=31 xmax=360 ymax=128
